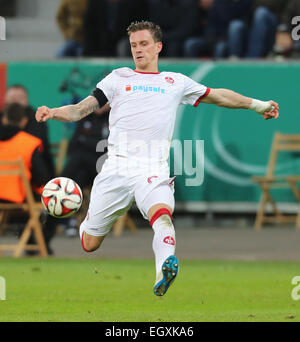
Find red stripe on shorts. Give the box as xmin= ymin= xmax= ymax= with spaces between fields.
xmin=81 ymin=231 xmax=90 ymax=253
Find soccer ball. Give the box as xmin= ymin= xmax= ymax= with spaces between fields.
xmin=41 ymin=177 xmax=83 ymax=218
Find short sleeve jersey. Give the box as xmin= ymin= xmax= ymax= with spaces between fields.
xmin=95 ymin=67 xmax=210 ymax=162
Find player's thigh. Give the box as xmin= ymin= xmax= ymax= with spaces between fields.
xmin=136 ymin=184 xmax=175 ymax=221
xmin=80 ymin=173 xmax=134 ymax=237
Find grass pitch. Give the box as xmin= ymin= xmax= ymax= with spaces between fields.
xmin=0 ymin=258 xmax=300 ymax=322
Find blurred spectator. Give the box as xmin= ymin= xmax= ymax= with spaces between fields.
xmin=56 ymin=0 xmax=88 ymax=58
xmin=83 ymin=0 xmax=148 ymax=57
xmin=148 ymin=0 xmax=199 ymax=57
xmin=273 ymin=0 xmax=300 ymax=58
xmin=245 ymin=0 xmax=289 ymax=58
xmin=222 ymin=0 xmax=289 ymax=59
xmin=0 ymin=103 xmax=56 ymax=254
xmin=3 ymin=85 xmax=55 ymax=178
xmin=0 ymin=0 xmax=17 ymax=17
xmin=183 ymin=0 xmax=252 ymax=59
xmin=60 ymin=105 xmax=110 ymax=236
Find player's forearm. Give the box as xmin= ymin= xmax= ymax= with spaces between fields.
xmin=51 ymin=105 xmax=81 ymax=122
xmin=51 ymin=96 xmax=100 ymax=122
xmin=210 ymin=89 xmax=252 ymax=109
xmin=203 ymin=88 xmax=274 ymax=115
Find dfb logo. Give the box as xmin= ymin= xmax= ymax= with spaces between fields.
xmin=0 ymin=276 xmax=6 ymax=300
xmin=0 ymin=16 xmax=6 ymax=40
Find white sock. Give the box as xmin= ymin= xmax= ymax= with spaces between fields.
xmin=152 ymin=214 xmax=176 ymax=284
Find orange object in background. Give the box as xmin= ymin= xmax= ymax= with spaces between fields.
xmin=0 ymin=64 xmax=7 ymax=110
xmin=0 ymin=132 xmax=42 ymax=203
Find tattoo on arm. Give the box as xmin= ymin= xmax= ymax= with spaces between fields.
xmin=77 ymin=96 xmax=100 ymax=118
xmin=69 ymin=96 xmax=100 ymax=122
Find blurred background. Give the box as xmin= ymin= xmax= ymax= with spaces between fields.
xmin=1 ymin=0 xmax=300 ymax=258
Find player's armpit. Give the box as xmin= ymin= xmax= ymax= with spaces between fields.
xmin=94 ymin=103 xmax=111 ymax=115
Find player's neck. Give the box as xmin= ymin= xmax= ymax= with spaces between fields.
xmin=135 ymin=66 xmax=160 ymax=73
xmin=134 ymin=68 xmax=160 ymax=74
xmin=135 ymin=61 xmax=159 ymax=74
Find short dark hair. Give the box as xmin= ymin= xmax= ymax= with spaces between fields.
xmin=3 ymin=103 xmax=27 ymax=125
xmin=7 ymin=84 xmax=28 ymax=94
xmin=127 ymin=20 xmax=163 ymax=42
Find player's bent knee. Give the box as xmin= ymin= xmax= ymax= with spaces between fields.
xmin=81 ymin=231 xmax=103 ymax=253
xmin=148 ymin=204 xmax=173 ymax=227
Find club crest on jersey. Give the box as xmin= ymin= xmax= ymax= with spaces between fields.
xmin=125 ymin=85 xmax=131 ymax=91
xmin=163 ymin=236 xmax=175 ymax=245
xmin=165 ymin=76 xmax=174 ymax=84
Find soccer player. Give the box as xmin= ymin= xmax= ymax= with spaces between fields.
xmin=36 ymin=21 xmax=279 ymax=296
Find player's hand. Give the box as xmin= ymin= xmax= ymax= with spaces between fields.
xmin=262 ymin=100 xmax=279 ymax=120
xmin=35 ymin=106 xmax=54 ymax=122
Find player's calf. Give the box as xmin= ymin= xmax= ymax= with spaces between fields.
xmin=80 ymin=230 xmax=105 ymax=252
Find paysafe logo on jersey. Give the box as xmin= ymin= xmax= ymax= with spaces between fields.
xmin=125 ymin=85 xmax=166 ymax=94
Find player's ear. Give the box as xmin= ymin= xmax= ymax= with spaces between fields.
xmin=156 ymin=41 xmax=163 ymax=54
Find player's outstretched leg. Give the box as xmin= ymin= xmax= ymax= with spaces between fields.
xmin=149 ymin=206 xmax=178 ymax=296
xmin=153 ymin=255 xmax=179 ymax=296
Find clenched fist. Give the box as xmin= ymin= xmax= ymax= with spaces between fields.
xmin=36 ymin=106 xmax=54 ymax=122
xmin=261 ymin=100 xmax=279 ymax=120
xmin=250 ymin=99 xmax=279 ymax=120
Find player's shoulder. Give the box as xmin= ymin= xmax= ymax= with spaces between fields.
xmin=160 ymin=71 xmax=183 ymax=78
xmin=111 ymin=67 xmax=136 ymax=78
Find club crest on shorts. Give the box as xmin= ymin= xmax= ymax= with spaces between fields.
xmin=163 ymin=236 xmax=175 ymax=245
xmin=147 ymin=175 xmax=158 ymax=184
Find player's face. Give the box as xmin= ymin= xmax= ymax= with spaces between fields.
xmin=129 ymin=30 xmax=162 ymax=71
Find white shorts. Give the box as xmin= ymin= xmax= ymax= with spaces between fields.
xmin=80 ymin=156 xmax=175 ymax=237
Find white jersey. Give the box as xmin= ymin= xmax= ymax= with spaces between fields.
xmin=96 ymin=67 xmax=210 ymax=163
